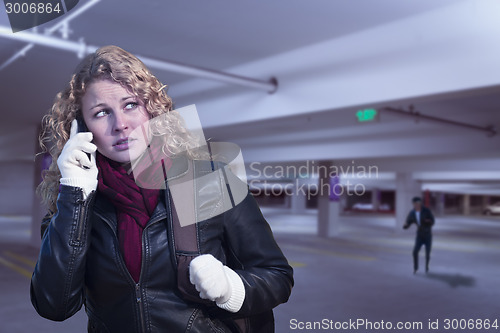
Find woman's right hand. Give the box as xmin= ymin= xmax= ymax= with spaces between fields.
xmin=57 ymin=119 xmax=98 ymax=199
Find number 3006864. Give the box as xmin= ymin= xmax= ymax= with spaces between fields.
xmin=5 ymin=2 xmax=62 ymax=14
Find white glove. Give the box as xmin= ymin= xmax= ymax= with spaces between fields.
xmin=57 ymin=119 xmax=98 ymax=199
xmin=189 ymin=254 xmax=246 ymax=313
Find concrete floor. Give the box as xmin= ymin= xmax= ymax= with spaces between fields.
xmin=1 ymin=211 xmax=499 ymax=332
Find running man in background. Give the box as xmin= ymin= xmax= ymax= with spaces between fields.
xmin=403 ymin=196 xmax=435 ymax=274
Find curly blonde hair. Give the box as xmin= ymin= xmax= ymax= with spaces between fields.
xmin=38 ymin=45 xmax=203 ymax=213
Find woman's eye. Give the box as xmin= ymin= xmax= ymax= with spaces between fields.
xmin=95 ymin=109 xmax=109 ymax=118
xmin=125 ymin=102 xmax=138 ymax=110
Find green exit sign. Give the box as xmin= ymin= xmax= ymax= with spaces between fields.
xmin=356 ymin=108 xmax=378 ymax=122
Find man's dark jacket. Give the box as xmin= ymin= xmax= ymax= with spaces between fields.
xmin=404 ymin=206 xmax=435 ymax=235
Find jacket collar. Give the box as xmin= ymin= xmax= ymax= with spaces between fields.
xmin=93 ymin=190 xmax=168 ymax=232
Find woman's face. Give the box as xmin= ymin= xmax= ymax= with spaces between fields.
xmin=81 ymin=79 xmax=151 ymax=163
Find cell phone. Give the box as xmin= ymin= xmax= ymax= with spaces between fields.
xmin=76 ymin=116 xmax=89 ymax=133
xmin=76 ymin=117 xmax=92 ymax=167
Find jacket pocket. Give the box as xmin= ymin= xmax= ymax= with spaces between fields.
xmin=86 ymin=307 xmax=110 ymax=333
xmin=187 ymin=308 xmax=233 ymax=333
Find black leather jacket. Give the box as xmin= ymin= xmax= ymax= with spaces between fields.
xmin=30 ymin=159 xmax=293 ymax=332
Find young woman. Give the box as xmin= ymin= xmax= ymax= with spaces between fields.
xmin=31 ymin=45 xmax=293 ymax=333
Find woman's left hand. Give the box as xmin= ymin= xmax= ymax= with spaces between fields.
xmin=189 ymin=254 xmax=246 ymax=313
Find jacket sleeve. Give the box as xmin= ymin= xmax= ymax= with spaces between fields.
xmin=222 ymin=191 xmax=294 ymax=316
xmin=403 ymin=211 xmax=413 ymax=229
xmin=30 ymin=185 xmax=95 ymax=321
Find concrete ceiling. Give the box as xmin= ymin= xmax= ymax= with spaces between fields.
xmin=0 ymin=0 xmax=460 ymax=128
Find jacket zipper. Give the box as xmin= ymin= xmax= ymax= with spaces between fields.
xmin=136 ymin=283 xmax=147 ymax=333
xmin=76 ymin=191 xmax=95 ymax=243
xmin=135 ymin=228 xmax=149 ymax=333
xmin=95 ymin=210 xmax=166 ymax=333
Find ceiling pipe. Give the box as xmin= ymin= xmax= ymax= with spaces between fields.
xmin=0 ymin=43 xmax=33 ymax=71
xmin=0 ymin=0 xmax=101 ymax=71
xmin=382 ymin=105 xmax=496 ymax=137
xmin=0 ymin=26 xmax=278 ymax=93
xmin=138 ymin=55 xmax=278 ymax=93
xmin=0 ymin=27 xmax=96 ymax=54
xmin=44 ymin=0 xmax=101 ymax=35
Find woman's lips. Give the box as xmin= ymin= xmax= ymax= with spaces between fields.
xmin=113 ymin=138 xmax=135 ymax=151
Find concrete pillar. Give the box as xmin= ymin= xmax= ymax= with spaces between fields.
xmin=435 ymin=192 xmax=445 ymax=216
xmin=317 ymin=160 xmax=340 ymax=237
xmin=395 ymin=173 xmax=421 ymax=232
xmin=462 ymin=194 xmax=471 ymax=215
xmin=371 ymin=188 xmax=380 ymax=212
xmin=291 ymin=177 xmax=307 ymax=214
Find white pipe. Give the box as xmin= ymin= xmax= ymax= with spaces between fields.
xmin=0 ymin=0 xmax=101 ymax=70
xmin=137 ymin=55 xmax=277 ymax=92
xmin=0 ymin=26 xmax=98 ymax=53
xmin=0 ymin=43 xmax=33 ymax=71
xmin=0 ymin=26 xmax=277 ymax=92
xmin=45 ymin=0 xmax=101 ymax=35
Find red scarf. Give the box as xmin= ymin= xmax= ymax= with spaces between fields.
xmin=96 ymin=152 xmax=160 ymax=282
